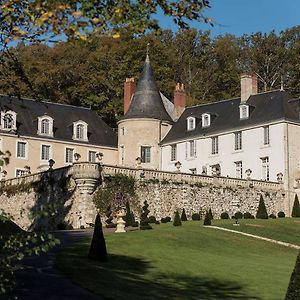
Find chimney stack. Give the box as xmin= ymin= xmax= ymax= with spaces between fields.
xmin=124 ymin=77 xmax=136 ymax=114
xmin=173 ymin=83 xmax=186 ymax=120
xmin=240 ymin=74 xmax=258 ymax=103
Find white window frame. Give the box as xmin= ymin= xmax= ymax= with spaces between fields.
xmin=202 ymin=113 xmax=211 ymax=127
xmin=187 ymin=117 xmax=196 ymax=131
xmin=234 ymin=131 xmax=242 ymax=151
xmin=263 ymin=126 xmax=270 ymax=145
xmin=73 ymin=120 xmax=88 ymax=141
xmin=171 ymin=144 xmax=177 ymax=161
xmin=141 ymin=146 xmax=151 ymax=163
xmin=1 ymin=110 xmax=17 ymax=131
xmin=37 ymin=115 xmax=54 ymax=137
xmin=40 ymin=144 xmax=51 ymax=161
xmin=189 ymin=140 xmax=197 ymax=158
xmin=211 ymin=136 xmax=219 ymax=155
xmin=65 ymin=147 xmax=74 ymax=164
xmin=88 ymin=150 xmax=97 ymax=163
xmin=15 ymin=168 xmax=26 ymax=177
xmin=16 ymin=141 xmax=27 ymax=159
xmin=261 ymin=157 xmax=270 ymax=181
xmin=239 ymin=105 xmax=249 ymax=120
xmin=235 ymin=161 xmax=243 ymax=179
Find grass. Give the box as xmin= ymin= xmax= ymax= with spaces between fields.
xmin=56 ymin=221 xmax=298 ymax=300
xmin=213 ymin=217 xmax=300 ymax=245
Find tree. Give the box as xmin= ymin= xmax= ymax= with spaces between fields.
xmin=256 ymin=195 xmax=268 ymax=219
xmin=203 ymin=211 xmax=211 ymax=226
xmin=181 ymin=208 xmax=188 ymax=221
xmin=124 ymin=201 xmax=135 ymax=226
xmin=208 ymin=208 xmax=213 ymax=220
xmin=140 ymin=201 xmax=152 ymax=230
xmin=173 ymin=211 xmax=182 ymax=226
xmin=88 ymin=213 xmax=108 ymax=262
xmin=292 ymin=194 xmax=300 ymax=217
xmin=285 ymin=250 xmax=300 ymax=299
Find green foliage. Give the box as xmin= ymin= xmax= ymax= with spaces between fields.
xmin=256 ymin=195 xmax=268 ymax=219
xmin=269 ymin=214 xmax=276 ymax=219
xmin=285 ymin=251 xmax=300 ymax=300
xmin=161 ymin=216 xmax=171 ymax=223
xmin=203 ymin=211 xmax=211 ymax=226
xmin=181 ymin=208 xmax=188 ymax=221
xmin=140 ymin=201 xmax=152 ymax=230
xmin=291 ymin=194 xmax=300 ymax=217
xmin=123 ymin=201 xmax=136 ymax=227
xmin=192 ymin=213 xmax=200 ymax=221
xmin=208 ymin=208 xmax=213 ymax=220
xmin=234 ymin=211 xmax=243 ymax=219
xmin=88 ymin=214 xmax=107 ymax=262
xmin=243 ymin=212 xmax=252 ymax=219
xmin=278 ymin=211 xmax=285 ymax=218
xmin=220 ymin=212 xmax=229 ymax=219
xmin=93 ymin=174 xmax=136 ymax=213
xmin=173 ymin=211 xmax=182 ymax=227
xmin=148 ymin=216 xmax=157 ymax=224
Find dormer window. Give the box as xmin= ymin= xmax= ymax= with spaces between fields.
xmin=239 ymin=105 xmax=249 ymax=120
xmin=38 ymin=115 xmax=53 ymax=137
xmin=73 ymin=120 xmax=88 ymax=141
xmin=202 ymin=113 xmax=211 ymax=127
xmin=187 ymin=117 xmax=196 ymax=131
xmin=1 ymin=111 xmax=17 ymax=131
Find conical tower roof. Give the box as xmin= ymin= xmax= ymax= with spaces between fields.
xmin=123 ymin=55 xmax=173 ymax=122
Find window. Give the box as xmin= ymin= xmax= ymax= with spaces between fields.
xmin=263 ymin=126 xmax=270 ymax=145
xmin=234 ymin=131 xmax=242 ymax=150
xmin=141 ymin=146 xmax=151 ymax=163
xmin=76 ymin=124 xmax=84 ymax=139
xmin=88 ymin=151 xmax=96 ymax=162
xmin=202 ymin=113 xmax=210 ymax=127
xmin=120 ymin=146 xmax=125 ymax=163
xmin=121 ymin=127 xmax=125 ymax=136
xmin=73 ymin=121 xmax=88 ymax=141
xmin=16 ymin=169 xmax=26 ymax=177
xmin=240 ymin=105 xmax=249 ymax=119
xmin=190 ymin=168 xmax=197 ymax=174
xmin=65 ymin=148 xmax=74 ymax=163
xmin=41 ymin=145 xmax=50 ymax=161
xmin=16 ymin=142 xmax=26 ymax=158
xmin=189 ymin=140 xmax=196 ymax=158
xmin=38 ymin=116 xmax=53 ymax=136
xmin=211 ymin=136 xmax=219 ymax=154
xmin=1 ymin=111 xmax=17 ymax=131
xmin=261 ymin=157 xmax=270 ymax=181
xmin=187 ymin=117 xmax=196 ymax=131
xmin=235 ymin=161 xmax=243 ymax=179
xmin=171 ymin=144 xmax=177 ymax=161
xmin=41 ymin=119 xmax=50 ymax=134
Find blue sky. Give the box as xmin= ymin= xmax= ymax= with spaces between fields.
xmin=161 ymin=0 xmax=300 ymax=36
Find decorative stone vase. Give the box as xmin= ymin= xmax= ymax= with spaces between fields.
xmin=72 ymin=162 xmax=101 ymax=195
xmin=115 ymin=209 xmax=126 ymax=233
xmin=277 ymin=172 xmax=283 ymax=183
xmin=245 ymin=169 xmax=252 ymax=180
xmin=175 ymin=161 xmax=182 ymax=173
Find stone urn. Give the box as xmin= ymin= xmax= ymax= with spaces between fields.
xmin=71 ymin=162 xmax=101 ymax=195
xmin=175 ymin=161 xmax=182 ymax=173
xmin=115 ymin=209 xmax=126 ymax=233
xmin=277 ymin=172 xmax=283 ymax=183
xmin=245 ymin=169 xmax=252 ymax=180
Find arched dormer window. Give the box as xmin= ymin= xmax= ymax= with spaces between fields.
xmin=187 ymin=117 xmax=196 ymax=131
xmin=1 ymin=110 xmax=17 ymax=131
xmin=239 ymin=105 xmax=249 ymax=120
xmin=73 ymin=120 xmax=88 ymax=141
xmin=38 ymin=115 xmax=54 ymax=137
xmin=202 ymin=113 xmax=211 ymax=127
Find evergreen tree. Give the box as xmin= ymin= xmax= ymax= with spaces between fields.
xmin=123 ymin=201 xmax=135 ymax=226
xmin=140 ymin=200 xmax=152 ymax=230
xmin=203 ymin=211 xmax=211 ymax=226
xmin=256 ymin=195 xmax=268 ymax=219
xmin=88 ymin=213 xmax=108 ymax=262
xmin=181 ymin=208 xmax=188 ymax=221
xmin=292 ymin=194 xmax=300 ymax=217
xmin=208 ymin=208 xmax=213 ymax=220
xmin=285 ymin=251 xmax=300 ymax=299
xmin=173 ymin=211 xmax=182 ymax=226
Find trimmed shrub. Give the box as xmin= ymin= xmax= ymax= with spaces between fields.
xmin=106 ymin=223 xmax=117 ymax=228
xmin=192 ymin=213 xmax=200 ymax=221
xmin=278 ymin=211 xmax=285 ymax=218
xmin=234 ymin=211 xmax=243 ymax=219
xmin=132 ymin=221 xmax=139 ymax=227
xmin=173 ymin=211 xmax=182 ymax=226
xmin=220 ymin=212 xmax=229 ymax=219
xmin=292 ymin=194 xmax=300 ymax=217
xmin=208 ymin=208 xmax=213 ymax=220
xmin=256 ymin=195 xmax=268 ymax=219
xmin=161 ymin=218 xmax=168 ymax=223
xmin=123 ymin=201 xmax=136 ymax=226
xmin=148 ymin=216 xmax=157 ymax=223
xmin=181 ymin=208 xmax=188 ymax=221
xmin=155 ymin=221 xmax=160 ymax=224
xmin=203 ymin=211 xmax=211 ymax=226
xmin=243 ymin=212 xmax=252 ymax=219
xmin=140 ymin=200 xmax=152 ymax=230
xmin=88 ymin=213 xmax=107 ymax=262
xmin=285 ymin=251 xmax=300 ymax=299
xmin=165 ymin=216 xmax=171 ymax=222
xmin=269 ymin=214 xmax=276 ymax=219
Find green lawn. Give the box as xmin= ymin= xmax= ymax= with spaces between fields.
xmin=213 ymin=218 xmax=300 ymax=245
xmin=56 ymin=221 xmax=298 ymax=300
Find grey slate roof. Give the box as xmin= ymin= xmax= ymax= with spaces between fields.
xmin=123 ymin=55 xmax=173 ymax=122
xmin=161 ymin=90 xmax=300 ymax=145
xmin=0 ymin=95 xmax=117 ymax=148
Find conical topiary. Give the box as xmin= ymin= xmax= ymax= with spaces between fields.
xmin=181 ymin=208 xmax=188 ymax=221
xmin=203 ymin=211 xmax=211 ymax=226
xmin=208 ymin=208 xmax=213 ymax=220
xmin=124 ymin=201 xmax=136 ymax=226
xmin=88 ymin=213 xmax=107 ymax=261
xmin=256 ymin=195 xmax=268 ymax=219
xmin=173 ymin=211 xmax=182 ymax=226
xmin=285 ymin=251 xmax=300 ymax=299
xmin=292 ymin=194 xmax=300 ymax=217
xmin=140 ymin=200 xmax=152 ymax=230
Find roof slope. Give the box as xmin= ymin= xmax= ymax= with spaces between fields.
xmin=0 ymin=96 xmax=117 ymax=148
xmin=161 ymin=90 xmax=299 ymax=144
xmin=123 ymin=55 xmax=173 ymax=122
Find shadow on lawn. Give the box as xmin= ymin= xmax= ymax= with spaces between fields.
xmin=73 ymin=253 xmax=260 ymax=300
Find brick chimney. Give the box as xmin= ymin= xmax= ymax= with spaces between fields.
xmin=241 ymin=74 xmax=258 ymax=103
xmin=173 ymin=83 xmax=186 ymax=120
xmin=124 ymin=77 xmax=136 ymax=114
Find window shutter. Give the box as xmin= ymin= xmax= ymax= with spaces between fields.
xmin=185 ymin=142 xmax=188 ymax=159
xmin=194 ymin=141 xmax=197 ymax=157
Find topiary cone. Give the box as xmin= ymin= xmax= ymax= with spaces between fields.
xmin=203 ymin=211 xmax=211 ymax=226
xmin=256 ymin=195 xmax=268 ymax=219
xmin=292 ymin=194 xmax=300 ymax=217
xmin=181 ymin=208 xmax=188 ymax=221
xmin=88 ymin=213 xmax=108 ymax=261
xmin=173 ymin=211 xmax=182 ymax=226
xmin=285 ymin=250 xmax=300 ymax=299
